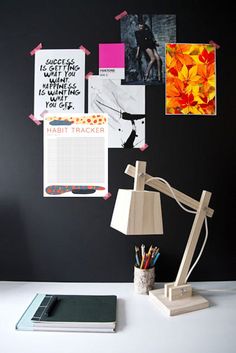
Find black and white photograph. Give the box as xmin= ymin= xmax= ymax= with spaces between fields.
xmin=88 ymin=76 xmax=145 ymax=148
xmin=121 ymin=14 xmax=176 ymax=85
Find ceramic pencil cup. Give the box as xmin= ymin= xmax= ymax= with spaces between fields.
xmin=134 ymin=266 xmax=155 ymax=294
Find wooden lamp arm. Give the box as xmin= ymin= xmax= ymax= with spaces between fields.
xmin=174 ymin=190 xmax=212 ymax=286
xmin=125 ymin=164 xmax=214 ymax=218
xmin=124 ymin=163 xmax=214 ymax=290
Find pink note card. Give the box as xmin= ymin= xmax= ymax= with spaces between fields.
xmin=99 ymin=43 xmax=125 ymax=79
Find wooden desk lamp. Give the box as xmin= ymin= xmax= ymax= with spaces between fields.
xmin=110 ymin=161 xmax=214 ymax=316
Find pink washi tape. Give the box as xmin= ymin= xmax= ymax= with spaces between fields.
xmin=209 ymin=40 xmax=220 ymax=49
xmin=30 ymin=43 xmax=43 ymax=56
xmin=103 ymin=192 xmax=112 ymax=200
xmin=115 ymin=10 xmax=128 ymax=20
xmin=79 ymin=45 xmax=91 ymax=55
xmin=28 ymin=114 xmax=41 ymax=126
xmin=139 ymin=143 xmax=149 ymax=152
xmin=40 ymin=109 xmax=48 ymax=119
xmin=85 ymin=71 xmax=93 ymax=80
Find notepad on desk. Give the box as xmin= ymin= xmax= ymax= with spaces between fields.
xmin=16 ymin=293 xmax=117 ymax=333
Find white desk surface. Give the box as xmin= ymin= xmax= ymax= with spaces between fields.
xmin=0 ymin=281 xmax=235 ymax=353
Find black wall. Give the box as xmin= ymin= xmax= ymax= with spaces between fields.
xmin=0 ymin=0 xmax=235 ymax=282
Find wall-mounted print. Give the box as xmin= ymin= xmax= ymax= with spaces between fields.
xmin=120 ymin=14 xmax=176 ymax=85
xmin=165 ymin=43 xmax=216 ymax=115
xmin=99 ymin=43 xmax=125 ymax=79
xmin=34 ymin=49 xmax=85 ymax=120
xmin=88 ymin=76 xmax=145 ymax=148
xmin=44 ymin=113 xmax=108 ymax=197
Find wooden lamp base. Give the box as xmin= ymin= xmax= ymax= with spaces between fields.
xmin=149 ymin=287 xmax=209 ymax=316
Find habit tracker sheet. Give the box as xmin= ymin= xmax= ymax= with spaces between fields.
xmin=43 ymin=114 xmax=108 ymax=197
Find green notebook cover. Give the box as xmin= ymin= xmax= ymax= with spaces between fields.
xmin=16 ymin=293 xmax=117 ymax=332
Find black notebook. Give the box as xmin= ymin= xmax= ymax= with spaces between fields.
xmin=16 ymin=293 xmax=117 ymax=332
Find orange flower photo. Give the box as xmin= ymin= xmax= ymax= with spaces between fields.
xmin=165 ymin=43 xmax=216 ymax=115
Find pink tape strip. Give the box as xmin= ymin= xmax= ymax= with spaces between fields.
xmin=139 ymin=143 xmax=149 ymax=152
xmin=209 ymin=40 xmax=220 ymax=49
xmin=40 ymin=109 xmax=48 ymax=119
xmin=30 ymin=43 xmax=43 ymax=56
xmin=79 ymin=45 xmax=91 ymax=55
xmin=29 ymin=114 xmax=41 ymax=126
xmin=115 ymin=10 xmax=128 ymax=20
xmin=103 ymin=192 xmax=112 ymax=200
xmin=85 ymin=71 xmax=93 ymax=80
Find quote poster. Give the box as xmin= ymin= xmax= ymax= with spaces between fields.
xmin=44 ymin=113 xmax=108 ymax=197
xmin=34 ymin=49 xmax=85 ymax=120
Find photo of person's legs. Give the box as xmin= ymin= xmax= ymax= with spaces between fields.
xmin=153 ymin=49 xmax=162 ymax=82
xmin=144 ymin=48 xmax=162 ymax=82
xmin=144 ymin=48 xmax=156 ymax=81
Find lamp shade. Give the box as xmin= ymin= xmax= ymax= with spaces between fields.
xmin=110 ymin=189 xmax=163 ymax=235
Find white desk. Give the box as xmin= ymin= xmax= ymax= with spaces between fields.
xmin=0 ymin=281 xmax=235 ymax=353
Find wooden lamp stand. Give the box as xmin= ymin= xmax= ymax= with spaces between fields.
xmin=122 ymin=161 xmax=214 ymax=316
